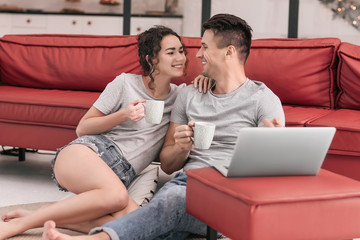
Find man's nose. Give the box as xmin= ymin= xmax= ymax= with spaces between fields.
xmin=196 ymin=48 xmax=203 ymax=58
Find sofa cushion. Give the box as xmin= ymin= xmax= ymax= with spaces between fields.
xmin=0 ymin=85 xmax=99 ymax=128
xmin=283 ymin=106 xmax=332 ymax=127
xmin=307 ymin=109 xmax=360 ymax=155
xmin=336 ymin=42 xmax=360 ymax=110
xmin=245 ymin=38 xmax=341 ymax=108
xmin=128 ymin=164 xmax=159 ymax=206
xmin=0 ymin=34 xmax=142 ymax=91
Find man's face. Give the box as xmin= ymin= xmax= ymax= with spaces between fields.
xmin=196 ymin=30 xmax=224 ymax=79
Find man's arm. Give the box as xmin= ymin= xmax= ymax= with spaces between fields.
xmin=159 ymin=121 xmax=195 ymax=175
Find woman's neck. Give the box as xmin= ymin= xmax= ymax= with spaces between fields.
xmin=143 ymin=75 xmax=171 ymax=99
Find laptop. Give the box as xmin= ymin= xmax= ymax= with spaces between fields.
xmin=212 ymin=127 xmax=336 ymax=177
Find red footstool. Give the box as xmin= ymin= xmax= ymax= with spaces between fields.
xmin=186 ymin=167 xmax=360 ymax=240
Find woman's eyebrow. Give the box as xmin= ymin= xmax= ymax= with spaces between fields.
xmin=165 ymin=46 xmax=184 ymax=51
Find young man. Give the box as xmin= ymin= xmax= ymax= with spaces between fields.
xmin=42 ymin=13 xmax=284 ymax=240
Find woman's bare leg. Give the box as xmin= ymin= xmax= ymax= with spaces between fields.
xmin=0 ymin=144 xmax=139 ymax=239
xmin=2 ymin=203 xmax=52 ymax=222
xmin=42 ymin=221 xmax=110 ymax=240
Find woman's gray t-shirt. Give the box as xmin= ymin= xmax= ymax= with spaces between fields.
xmin=93 ymin=73 xmax=185 ymax=174
xmin=170 ymin=78 xmax=285 ymax=171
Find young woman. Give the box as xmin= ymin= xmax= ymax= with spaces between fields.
xmin=0 ymin=26 xmax=211 ymax=239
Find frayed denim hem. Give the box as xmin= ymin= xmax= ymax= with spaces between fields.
xmin=89 ymin=227 xmax=120 ymax=240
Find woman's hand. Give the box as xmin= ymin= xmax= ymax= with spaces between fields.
xmin=124 ymin=99 xmax=146 ymax=122
xmin=192 ymin=75 xmax=213 ymax=93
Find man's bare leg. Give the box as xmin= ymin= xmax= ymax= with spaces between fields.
xmin=42 ymin=221 xmax=110 ymax=240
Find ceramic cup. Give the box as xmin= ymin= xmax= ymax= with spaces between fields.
xmin=193 ymin=122 xmax=216 ymax=149
xmin=144 ymin=100 xmax=164 ymax=124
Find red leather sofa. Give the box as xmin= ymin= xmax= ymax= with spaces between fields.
xmin=0 ymin=35 xmax=359 ymax=181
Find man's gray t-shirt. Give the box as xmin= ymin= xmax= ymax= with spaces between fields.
xmin=94 ymin=73 xmax=185 ymax=174
xmin=170 ymin=78 xmax=285 ymax=171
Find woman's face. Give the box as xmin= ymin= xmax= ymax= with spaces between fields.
xmin=153 ymin=35 xmax=186 ymax=79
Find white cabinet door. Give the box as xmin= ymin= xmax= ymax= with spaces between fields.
xmin=0 ymin=14 xmax=11 ymax=37
xmin=81 ymin=16 xmax=123 ymax=35
xmin=47 ymin=15 xmax=123 ymax=35
xmin=131 ymin=17 xmax=182 ymax=35
xmin=11 ymin=14 xmax=47 ymax=34
xmin=47 ymin=15 xmax=83 ymax=34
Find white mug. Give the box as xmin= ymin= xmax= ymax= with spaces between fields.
xmin=144 ymin=100 xmax=164 ymax=124
xmin=193 ymin=122 xmax=216 ymax=149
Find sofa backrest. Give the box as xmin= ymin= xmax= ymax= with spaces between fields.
xmin=336 ymin=42 xmax=360 ymax=110
xmin=245 ymin=38 xmax=341 ymax=108
xmin=0 ymin=34 xmax=142 ymax=91
xmin=0 ymin=34 xmax=202 ymax=91
xmin=0 ymin=35 xmax=345 ymax=109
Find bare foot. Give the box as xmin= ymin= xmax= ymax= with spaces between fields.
xmin=1 ymin=208 xmax=32 ymax=222
xmin=42 ymin=221 xmax=109 ymax=240
xmin=43 ymin=221 xmax=72 ymax=240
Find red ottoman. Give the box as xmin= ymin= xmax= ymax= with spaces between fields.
xmin=186 ymin=167 xmax=360 ymax=240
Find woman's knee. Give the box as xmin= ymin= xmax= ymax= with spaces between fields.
xmin=100 ymin=187 xmax=130 ymax=213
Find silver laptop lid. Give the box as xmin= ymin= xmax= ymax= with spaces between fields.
xmin=227 ymin=127 xmax=336 ymax=177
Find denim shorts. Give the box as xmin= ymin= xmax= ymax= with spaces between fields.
xmin=51 ymin=135 xmax=136 ymax=192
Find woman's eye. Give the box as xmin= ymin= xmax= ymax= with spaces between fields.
xmin=167 ymin=52 xmax=174 ymax=55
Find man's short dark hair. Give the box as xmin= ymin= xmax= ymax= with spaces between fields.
xmin=203 ymin=14 xmax=253 ymax=62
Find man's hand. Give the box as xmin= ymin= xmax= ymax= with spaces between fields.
xmin=174 ymin=121 xmax=195 ymax=151
xmin=262 ymin=117 xmax=283 ymax=127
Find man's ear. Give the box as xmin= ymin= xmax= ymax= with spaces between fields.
xmin=225 ymin=45 xmax=236 ymax=58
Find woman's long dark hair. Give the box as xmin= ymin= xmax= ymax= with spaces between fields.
xmin=137 ymin=25 xmax=187 ymax=89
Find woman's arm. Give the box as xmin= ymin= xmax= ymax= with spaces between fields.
xmin=76 ymin=99 xmax=145 ymax=137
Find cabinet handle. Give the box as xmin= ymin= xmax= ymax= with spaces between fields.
xmin=72 ymin=20 xmax=77 ymax=25
xmin=26 ymin=19 xmax=31 ymax=24
xmin=87 ymin=21 xmax=92 ymax=26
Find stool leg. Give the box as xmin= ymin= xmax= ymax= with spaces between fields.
xmin=207 ymin=225 xmax=217 ymax=240
xmin=18 ymin=148 xmax=25 ymax=161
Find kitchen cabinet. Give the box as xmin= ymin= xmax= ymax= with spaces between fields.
xmin=10 ymin=14 xmax=47 ymax=34
xmin=47 ymin=15 xmax=123 ymax=35
xmin=130 ymin=17 xmax=182 ymax=35
xmin=0 ymin=12 xmax=182 ymax=36
xmin=0 ymin=13 xmax=11 ymax=36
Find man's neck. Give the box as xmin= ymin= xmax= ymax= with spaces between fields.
xmin=212 ymin=72 xmax=247 ymax=95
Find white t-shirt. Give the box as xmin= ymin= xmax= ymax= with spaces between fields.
xmin=170 ymin=78 xmax=285 ymax=171
xmin=94 ymin=73 xmax=185 ymax=174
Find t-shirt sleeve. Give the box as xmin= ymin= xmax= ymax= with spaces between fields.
xmin=93 ymin=74 xmax=124 ymax=115
xmin=170 ymin=87 xmax=189 ymax=124
xmin=257 ymin=90 xmax=285 ymax=127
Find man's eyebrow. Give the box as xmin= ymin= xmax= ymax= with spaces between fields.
xmin=201 ymin=42 xmax=207 ymax=46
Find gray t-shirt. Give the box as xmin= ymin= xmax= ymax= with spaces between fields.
xmin=170 ymin=78 xmax=285 ymax=171
xmin=94 ymin=73 xmax=185 ymax=174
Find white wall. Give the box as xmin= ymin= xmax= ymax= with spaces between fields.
xmin=299 ymin=0 xmax=360 ymax=45
xmin=212 ymin=0 xmax=289 ymax=39
xmin=183 ymin=0 xmax=360 ymax=45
